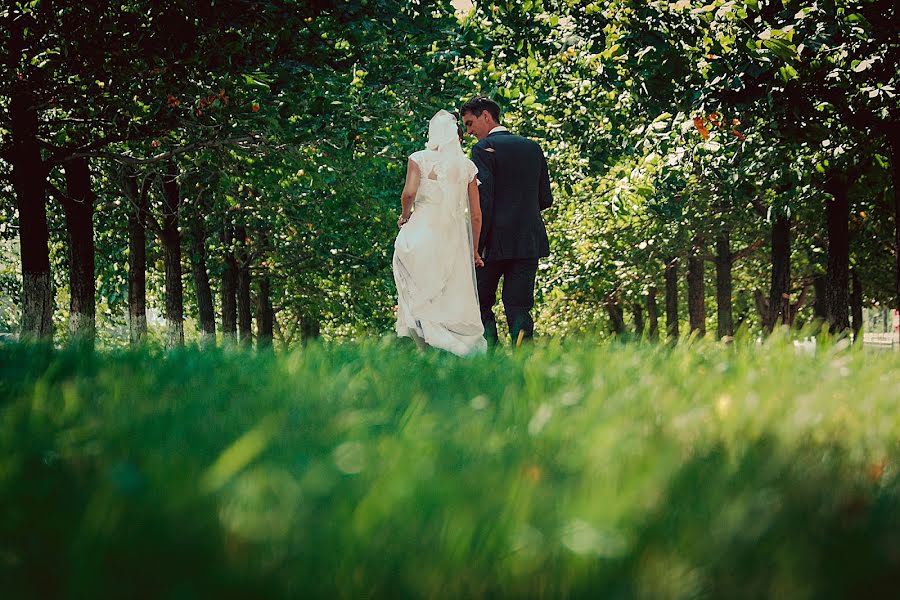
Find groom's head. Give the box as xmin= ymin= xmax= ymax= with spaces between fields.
xmin=461 ymin=97 xmax=500 ymax=140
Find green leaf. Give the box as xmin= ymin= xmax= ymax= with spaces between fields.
xmin=242 ymin=74 xmax=272 ymax=90
xmin=779 ymin=64 xmax=798 ymax=81
xmin=852 ymin=59 xmax=873 ymax=73
xmin=763 ymin=39 xmax=797 ymax=62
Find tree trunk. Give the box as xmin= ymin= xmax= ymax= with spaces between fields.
xmin=256 ymin=231 xmax=274 ymax=348
xmin=812 ymin=273 xmax=827 ymax=321
xmin=60 ymin=157 xmax=96 ymax=344
xmin=851 ymin=269 xmax=863 ymax=342
xmin=301 ymin=313 xmax=320 ymax=343
xmin=687 ymin=240 xmax=706 ymax=337
xmin=715 ymin=232 xmax=733 ymax=339
xmin=824 ymin=177 xmax=850 ymax=333
xmin=236 ymin=224 xmax=253 ymax=346
xmin=631 ymin=302 xmax=644 ymax=337
xmin=160 ymin=163 xmax=184 ymax=348
xmin=124 ymin=172 xmax=147 ymax=345
xmin=605 ymin=297 xmax=625 ymax=336
xmin=647 ymin=286 xmax=659 ymax=339
xmin=11 ymin=85 xmax=53 ymax=340
xmin=257 ymin=273 xmax=274 ymax=349
xmin=665 ymin=257 xmax=679 ymax=341
xmin=188 ymin=208 xmax=215 ymax=347
xmin=889 ymin=124 xmax=900 ymax=322
xmin=221 ymin=224 xmax=238 ymax=343
xmin=766 ymin=214 xmax=791 ymax=332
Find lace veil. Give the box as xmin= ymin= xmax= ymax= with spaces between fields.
xmin=416 ymin=109 xmax=475 ymax=183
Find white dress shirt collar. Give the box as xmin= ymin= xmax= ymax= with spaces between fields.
xmin=488 ymin=125 xmax=509 ymax=135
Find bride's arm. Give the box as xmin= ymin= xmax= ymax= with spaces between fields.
xmin=467 ymin=178 xmax=484 ymax=267
xmin=398 ymin=159 xmax=421 ymax=227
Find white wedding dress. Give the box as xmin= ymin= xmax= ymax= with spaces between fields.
xmin=392 ymin=111 xmax=487 ymax=356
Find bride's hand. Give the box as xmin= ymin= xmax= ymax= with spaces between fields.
xmin=397 ymin=214 xmax=410 ymax=228
xmin=474 ymin=251 xmax=484 ymax=268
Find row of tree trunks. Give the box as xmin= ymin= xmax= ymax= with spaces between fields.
xmin=605 ymin=290 xmax=658 ymax=340
xmin=12 ymin=134 xmax=279 ymax=349
xmin=601 ymin=176 xmax=863 ymax=342
xmin=660 ymin=177 xmax=859 ymax=341
xmin=652 ymin=164 xmax=870 ymax=342
xmin=124 ymin=193 xmax=276 ymax=350
xmin=11 ymin=84 xmax=53 ymax=341
xmin=61 ymin=158 xmax=96 ymax=343
xmin=21 ymin=159 xmax=872 ymax=351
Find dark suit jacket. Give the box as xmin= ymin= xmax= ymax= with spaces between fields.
xmin=471 ymin=130 xmax=552 ymax=261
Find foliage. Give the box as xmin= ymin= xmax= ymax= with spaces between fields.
xmin=0 ymin=0 xmax=897 ymax=342
xmin=453 ymin=0 xmax=897 ymax=336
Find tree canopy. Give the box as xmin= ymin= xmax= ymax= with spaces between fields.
xmin=1 ymin=0 xmax=897 ymax=346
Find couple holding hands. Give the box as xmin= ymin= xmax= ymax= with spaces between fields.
xmin=392 ymin=97 xmax=552 ymax=356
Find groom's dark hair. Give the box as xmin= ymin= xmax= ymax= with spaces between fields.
xmin=461 ymin=96 xmax=500 ymax=123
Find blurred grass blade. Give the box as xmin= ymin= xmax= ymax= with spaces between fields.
xmin=200 ymin=414 xmax=280 ymax=493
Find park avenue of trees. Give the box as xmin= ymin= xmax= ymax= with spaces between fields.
xmin=1 ymin=0 xmax=897 ymax=347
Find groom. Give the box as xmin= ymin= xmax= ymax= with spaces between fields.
xmin=461 ymin=96 xmax=552 ymax=346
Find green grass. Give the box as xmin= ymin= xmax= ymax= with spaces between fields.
xmin=1 ymin=336 xmax=899 ymax=599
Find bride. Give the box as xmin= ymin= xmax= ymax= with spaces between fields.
xmin=392 ymin=110 xmax=487 ymax=356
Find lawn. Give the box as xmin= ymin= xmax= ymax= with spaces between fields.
xmin=1 ymin=336 xmax=899 ymax=598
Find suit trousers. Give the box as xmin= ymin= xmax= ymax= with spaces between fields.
xmin=476 ymin=258 xmax=539 ymax=346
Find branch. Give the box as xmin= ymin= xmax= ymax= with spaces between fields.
xmin=142 ymin=195 xmax=165 ymax=239
xmin=46 ymin=181 xmax=76 ymax=208
xmin=47 ymin=133 xmax=134 ymax=165
xmin=44 ymin=117 xmax=117 ymax=126
xmin=122 ymin=171 xmax=163 ymax=237
xmin=749 ymin=196 xmax=767 ymax=219
xmin=697 ymin=236 xmax=764 ymax=264
xmin=731 ymin=238 xmax=765 ymax=263
xmin=274 ymin=311 xmax=301 ymax=346
xmin=65 ymin=135 xmax=263 ymax=166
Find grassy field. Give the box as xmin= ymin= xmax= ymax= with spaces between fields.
xmin=1 ymin=336 xmax=899 ymax=599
